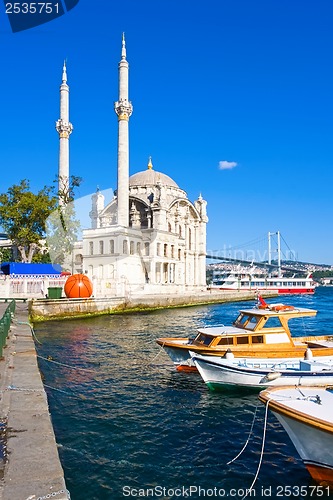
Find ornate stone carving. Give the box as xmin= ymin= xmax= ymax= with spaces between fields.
xmin=56 ymin=119 xmax=73 ymax=138
xmin=114 ymin=98 xmax=133 ymax=121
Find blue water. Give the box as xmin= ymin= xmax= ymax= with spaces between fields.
xmin=34 ymin=288 xmax=333 ymax=500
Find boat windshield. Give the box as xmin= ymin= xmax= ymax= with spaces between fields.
xmin=194 ymin=333 xmax=215 ymax=346
xmin=233 ymin=313 xmax=259 ymax=331
xmin=262 ymin=316 xmax=283 ymax=328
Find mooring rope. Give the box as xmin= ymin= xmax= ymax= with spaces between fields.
xmin=241 ymin=401 xmax=270 ymax=500
xmin=12 ymin=318 xmax=42 ymax=345
xmin=37 ymin=354 xmax=96 ymax=373
xmin=147 ymin=340 xmax=166 ymax=366
xmin=227 ymin=401 xmax=260 ymax=465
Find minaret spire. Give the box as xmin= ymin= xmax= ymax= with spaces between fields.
xmin=62 ymin=60 xmax=67 ymax=83
xmin=114 ymin=33 xmax=133 ymax=226
xmin=56 ymin=61 xmax=73 ymax=204
xmin=121 ymin=32 xmax=126 ymax=60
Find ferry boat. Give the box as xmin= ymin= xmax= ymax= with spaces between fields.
xmin=156 ymin=295 xmax=333 ymax=371
xmin=259 ymin=386 xmax=333 ymax=486
xmin=209 ymin=269 xmax=316 ymax=294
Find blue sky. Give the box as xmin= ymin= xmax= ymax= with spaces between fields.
xmin=0 ymin=0 xmax=332 ymax=264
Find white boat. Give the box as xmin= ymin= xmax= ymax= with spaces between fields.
xmin=209 ymin=269 xmax=316 ymax=295
xmin=190 ymin=350 xmax=333 ymax=390
xmin=259 ymin=386 xmax=333 ymax=486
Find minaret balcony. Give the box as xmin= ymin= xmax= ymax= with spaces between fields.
xmin=56 ymin=119 xmax=73 ymax=138
xmin=114 ymin=99 xmax=133 ymax=119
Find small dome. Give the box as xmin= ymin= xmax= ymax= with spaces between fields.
xmin=129 ymin=169 xmax=179 ymax=188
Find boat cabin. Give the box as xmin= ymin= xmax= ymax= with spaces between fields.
xmin=191 ymin=306 xmax=317 ymax=351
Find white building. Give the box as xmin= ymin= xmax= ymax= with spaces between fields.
xmin=63 ymin=36 xmax=208 ymax=296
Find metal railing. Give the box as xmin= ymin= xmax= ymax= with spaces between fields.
xmin=0 ymin=299 xmax=15 ymax=358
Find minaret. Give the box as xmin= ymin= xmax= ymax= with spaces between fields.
xmin=56 ymin=61 xmax=73 ymax=204
xmin=114 ymin=34 xmax=133 ymax=226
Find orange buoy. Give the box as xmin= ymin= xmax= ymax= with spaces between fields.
xmin=64 ymin=274 xmax=93 ymax=298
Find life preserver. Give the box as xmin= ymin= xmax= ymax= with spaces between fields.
xmin=270 ymin=305 xmax=295 ymax=311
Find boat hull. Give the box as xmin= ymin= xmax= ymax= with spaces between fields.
xmin=156 ymin=337 xmax=333 ymax=369
xmin=192 ymin=355 xmax=333 ymax=390
xmin=259 ymin=387 xmax=333 ymax=486
xmin=210 ymin=286 xmax=315 ymax=294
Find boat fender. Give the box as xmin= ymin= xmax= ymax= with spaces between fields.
xmin=260 ymin=371 xmax=282 ymax=383
xmin=304 ymin=348 xmax=313 ymax=360
xmin=224 ymin=349 xmax=234 ymax=360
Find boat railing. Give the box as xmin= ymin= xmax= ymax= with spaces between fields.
xmin=238 ymin=359 xmax=300 ymax=370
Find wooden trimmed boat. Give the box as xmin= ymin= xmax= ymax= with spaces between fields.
xmin=259 ymin=386 xmax=333 ymax=486
xmin=156 ymin=296 xmax=333 ymax=370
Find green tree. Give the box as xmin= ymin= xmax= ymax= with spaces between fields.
xmin=0 ymin=180 xmax=56 ymax=263
xmin=0 ymin=247 xmax=14 ymax=263
xmin=46 ymin=175 xmax=83 ymax=266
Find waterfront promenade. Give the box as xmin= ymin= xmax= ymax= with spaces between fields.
xmin=0 ymin=301 xmax=68 ymax=500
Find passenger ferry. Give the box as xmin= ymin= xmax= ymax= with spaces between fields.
xmin=209 ymin=269 xmax=316 ymax=294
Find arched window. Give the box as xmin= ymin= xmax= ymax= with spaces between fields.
xmin=130 ymin=241 xmax=134 ymax=255
xmin=123 ymin=240 xmax=128 ymax=254
xmin=89 ymin=242 xmax=94 ymax=255
xmin=99 ymin=241 xmax=104 ymax=255
xmin=109 ymin=240 xmax=115 ymax=254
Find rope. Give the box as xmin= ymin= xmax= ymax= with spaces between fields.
xmin=13 ymin=319 xmax=42 ymax=345
xmin=37 ymin=355 xmax=96 ymax=373
xmin=241 ymin=401 xmax=270 ymax=500
xmin=6 ymin=385 xmax=44 ymax=392
xmin=147 ymin=340 xmax=166 ymax=366
xmin=227 ymin=401 xmax=260 ymax=465
xmin=43 ymin=384 xmax=80 ymax=396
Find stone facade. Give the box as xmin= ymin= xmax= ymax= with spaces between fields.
xmin=80 ymin=161 xmax=208 ymax=295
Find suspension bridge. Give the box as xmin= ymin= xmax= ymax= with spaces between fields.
xmin=206 ymin=231 xmax=318 ymax=272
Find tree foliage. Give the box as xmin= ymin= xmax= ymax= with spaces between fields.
xmin=0 ymin=180 xmax=56 ymax=262
xmin=0 ymin=175 xmax=82 ymax=265
xmin=46 ymin=175 xmax=83 ymax=266
xmin=46 ymin=201 xmax=81 ymax=266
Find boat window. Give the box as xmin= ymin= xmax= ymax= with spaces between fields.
xmin=263 ymin=317 xmax=283 ymax=328
xmin=194 ymin=333 xmax=215 ymax=346
xmin=246 ymin=316 xmax=259 ymax=331
xmin=233 ymin=314 xmax=258 ymax=330
xmin=233 ymin=314 xmax=250 ymax=328
xmin=236 ymin=336 xmax=249 ymax=345
xmin=217 ymin=337 xmax=233 ymax=346
xmin=251 ymin=335 xmax=264 ymax=344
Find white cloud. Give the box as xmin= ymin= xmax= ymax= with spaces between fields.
xmin=218 ymin=160 xmax=238 ymax=170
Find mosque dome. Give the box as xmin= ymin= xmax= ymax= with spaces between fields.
xmin=129 ymin=158 xmax=179 ymax=188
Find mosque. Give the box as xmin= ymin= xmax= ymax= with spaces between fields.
xmin=56 ymin=36 xmax=208 ymax=296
